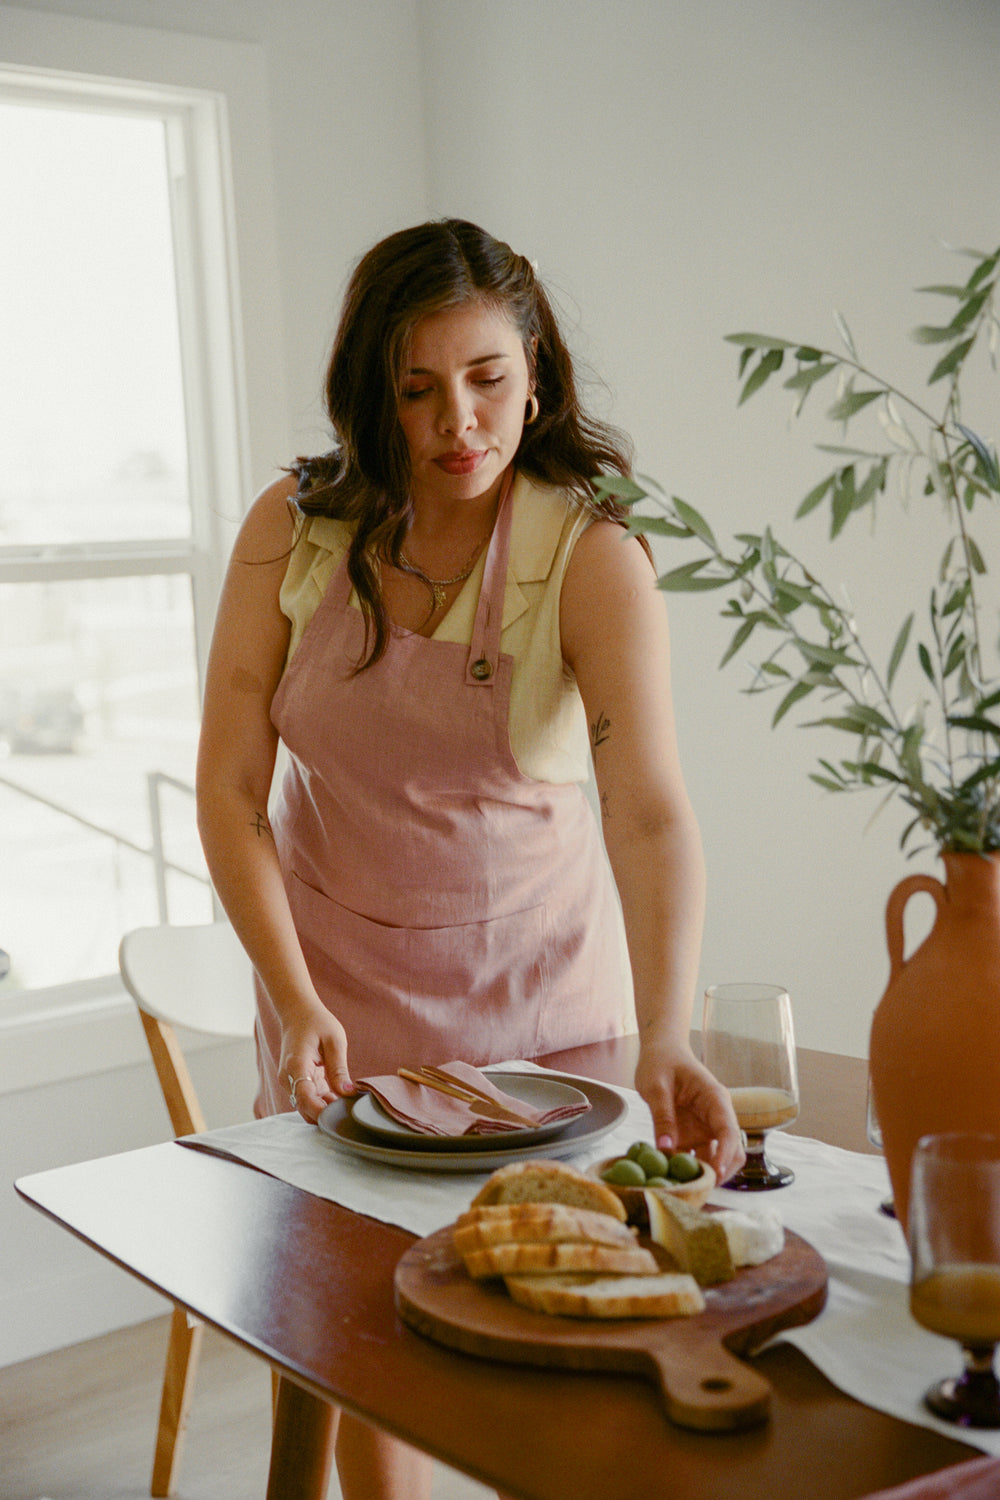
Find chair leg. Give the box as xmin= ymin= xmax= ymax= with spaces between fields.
xmin=151 ymin=1307 xmax=204 ymax=1497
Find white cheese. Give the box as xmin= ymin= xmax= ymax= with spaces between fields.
xmin=715 ymin=1207 xmax=784 ymax=1266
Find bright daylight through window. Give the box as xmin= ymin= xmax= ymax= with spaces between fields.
xmin=0 ymin=83 xmax=236 ymax=1004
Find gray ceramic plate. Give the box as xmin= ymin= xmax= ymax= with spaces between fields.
xmin=316 ymin=1071 xmax=628 ymax=1174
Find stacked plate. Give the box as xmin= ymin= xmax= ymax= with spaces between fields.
xmin=317 ymin=1069 xmax=629 ymax=1173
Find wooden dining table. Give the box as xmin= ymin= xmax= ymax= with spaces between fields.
xmin=15 ymin=1036 xmax=983 ymax=1500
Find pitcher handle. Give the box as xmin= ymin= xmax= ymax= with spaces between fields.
xmin=885 ymin=874 xmax=945 ymax=982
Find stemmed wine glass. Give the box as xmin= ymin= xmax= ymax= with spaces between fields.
xmin=702 ymin=982 xmax=799 ymax=1190
xmin=909 ymin=1132 xmax=1000 ymax=1428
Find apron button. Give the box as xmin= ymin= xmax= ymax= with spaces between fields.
xmin=470 ymin=658 xmax=493 ymax=680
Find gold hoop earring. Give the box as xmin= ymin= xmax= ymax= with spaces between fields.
xmin=524 ymin=391 xmax=539 ymax=425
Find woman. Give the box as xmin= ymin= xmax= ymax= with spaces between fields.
xmin=196 ymin=218 xmax=742 ymax=1500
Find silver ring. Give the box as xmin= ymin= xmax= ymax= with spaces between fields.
xmin=288 ymin=1074 xmax=311 ymax=1109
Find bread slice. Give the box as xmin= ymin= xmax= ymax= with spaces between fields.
xmin=453 ymin=1204 xmax=638 ymax=1255
xmin=504 ymin=1270 xmax=705 ymax=1320
xmin=645 ymin=1191 xmax=734 ymax=1286
xmin=462 ymin=1240 xmax=658 ymax=1280
xmin=470 ymin=1159 xmax=627 ymax=1221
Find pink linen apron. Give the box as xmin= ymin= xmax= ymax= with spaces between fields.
xmin=254 ymin=476 xmax=626 ymax=1115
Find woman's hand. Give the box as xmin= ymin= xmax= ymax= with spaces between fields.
xmin=278 ymin=1005 xmax=355 ymax=1124
xmin=635 ymin=1037 xmax=745 ymax=1186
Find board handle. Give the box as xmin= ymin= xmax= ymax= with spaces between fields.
xmin=647 ymin=1336 xmax=771 ymax=1431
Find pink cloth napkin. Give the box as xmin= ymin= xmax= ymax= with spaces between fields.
xmin=861 ymin=1456 xmax=1000 ymax=1499
xmin=355 ymin=1060 xmax=591 ymax=1137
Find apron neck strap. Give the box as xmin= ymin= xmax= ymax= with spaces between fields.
xmin=466 ymin=467 xmax=515 ymax=686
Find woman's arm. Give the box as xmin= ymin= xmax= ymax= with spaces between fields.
xmin=560 ymin=519 xmax=743 ymax=1180
xmin=195 ymin=476 xmax=353 ymax=1120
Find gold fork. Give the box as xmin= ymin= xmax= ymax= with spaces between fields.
xmin=396 ymin=1067 xmax=536 ymax=1126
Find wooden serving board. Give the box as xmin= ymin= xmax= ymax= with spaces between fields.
xmin=394 ymin=1224 xmax=827 ymax=1432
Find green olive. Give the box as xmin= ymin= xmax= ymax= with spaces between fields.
xmin=601 ymin=1158 xmax=647 ymax=1186
xmin=644 ymin=1175 xmax=670 ymax=1188
xmin=634 ymin=1144 xmax=669 ymax=1179
xmin=625 ymin=1141 xmax=648 ymax=1162
xmin=667 ymin=1152 xmax=703 ymax=1183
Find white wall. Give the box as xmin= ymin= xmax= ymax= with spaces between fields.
xmin=3 ymin=0 xmax=999 ymax=1364
xmin=417 ymin=0 xmax=1000 ymax=1057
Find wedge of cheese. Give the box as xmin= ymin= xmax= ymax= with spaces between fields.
xmin=504 ymin=1270 xmax=705 ymax=1320
xmin=644 ymin=1192 xmax=735 ymax=1285
xmin=713 ymin=1207 xmax=785 ymax=1266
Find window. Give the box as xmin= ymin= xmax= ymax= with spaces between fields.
xmin=0 ymin=72 xmax=246 ymax=1010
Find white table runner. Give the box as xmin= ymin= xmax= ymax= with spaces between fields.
xmin=184 ymin=1062 xmax=998 ymax=1457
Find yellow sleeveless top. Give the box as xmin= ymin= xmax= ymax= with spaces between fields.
xmin=279 ymin=472 xmax=594 ymax=784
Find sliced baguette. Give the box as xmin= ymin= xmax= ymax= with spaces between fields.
xmin=462 ymin=1240 xmax=658 ymax=1280
xmin=453 ymin=1205 xmax=638 ymax=1255
xmin=505 ymin=1270 xmax=705 ymax=1320
xmin=470 ymin=1159 xmax=627 ymax=1221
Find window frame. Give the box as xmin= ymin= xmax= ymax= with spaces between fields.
xmin=0 ymin=65 xmax=250 ymax=1038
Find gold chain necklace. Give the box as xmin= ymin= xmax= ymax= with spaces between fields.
xmin=399 ymin=537 xmax=487 ymax=612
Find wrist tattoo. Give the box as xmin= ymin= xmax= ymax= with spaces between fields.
xmin=590 ymin=711 xmax=611 ymax=752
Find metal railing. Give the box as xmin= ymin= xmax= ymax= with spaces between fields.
xmin=0 ymin=767 xmax=212 ymax=928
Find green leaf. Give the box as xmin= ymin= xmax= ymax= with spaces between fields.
xmin=625 ymin=515 xmax=692 ymax=539
xmin=671 ymin=497 xmax=718 ymax=549
xmin=795 ymin=474 xmax=835 ymax=518
xmin=887 ymin=612 xmax=914 ymax=689
xmin=810 ymin=773 xmax=849 ymax=792
xmin=826 ymin=389 xmax=883 ymax=422
xmin=918 ymin=643 xmax=935 ymax=684
xmin=947 ymin=715 xmax=1000 ymax=738
xmin=958 ymin=424 xmax=1000 ymax=490
xmin=917 ymin=283 xmax=977 ymax=298
xmin=929 ymin=337 xmax=974 ymax=384
xmin=795 ymin=641 xmax=862 ymax=669
xmin=912 ymin=324 xmax=957 ymax=345
xmin=655 ymin=562 xmax=729 ymax=593
xmin=772 ymin=679 xmax=816 ymax=726
xmin=738 ymin=347 xmax=785 ymax=404
xmin=593 ymin=474 xmax=648 ymax=502
xmin=783 ymin=362 xmax=837 ymax=392
xmin=725 ymin=333 xmax=796 ymax=350
xmin=719 ymin=618 xmax=756 ymax=668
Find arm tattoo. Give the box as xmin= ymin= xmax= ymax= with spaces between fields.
xmin=251 ymin=810 xmax=273 ymax=839
xmin=600 ymin=789 xmax=612 ymax=821
xmin=590 ymin=711 xmax=611 ymax=752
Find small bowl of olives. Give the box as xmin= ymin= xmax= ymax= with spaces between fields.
xmin=588 ymin=1142 xmax=716 ymax=1222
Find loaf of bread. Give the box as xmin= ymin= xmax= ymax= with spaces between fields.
xmin=470 ymin=1160 xmax=627 ymax=1221
xmin=504 ymin=1270 xmax=705 ymax=1320
xmin=453 ymin=1204 xmax=639 ymax=1255
xmin=645 ymin=1191 xmax=735 ymax=1285
xmin=462 ymin=1240 xmax=659 ymax=1280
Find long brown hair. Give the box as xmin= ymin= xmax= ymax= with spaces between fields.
xmin=291 ymin=218 xmax=634 ymax=668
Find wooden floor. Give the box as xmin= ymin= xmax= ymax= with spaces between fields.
xmin=0 ymin=1316 xmax=493 ymax=1500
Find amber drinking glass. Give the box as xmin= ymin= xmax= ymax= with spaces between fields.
xmin=702 ymin=983 xmax=799 ymax=1190
xmin=909 ymin=1133 xmax=1000 ymax=1428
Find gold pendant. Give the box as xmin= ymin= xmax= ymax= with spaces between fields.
xmin=431 ymin=582 xmax=447 ymax=611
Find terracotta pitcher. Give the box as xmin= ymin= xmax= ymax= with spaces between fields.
xmin=868 ymin=852 xmax=1000 ymax=1234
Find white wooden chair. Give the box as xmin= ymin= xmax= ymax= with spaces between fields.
xmin=119 ymin=921 xmax=256 ymax=1497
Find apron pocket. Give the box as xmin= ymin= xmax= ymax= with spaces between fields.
xmin=286 ymin=870 xmax=553 ymax=1067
